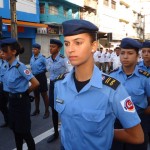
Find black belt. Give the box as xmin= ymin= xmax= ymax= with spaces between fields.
xmin=9 ymin=91 xmax=28 ymax=99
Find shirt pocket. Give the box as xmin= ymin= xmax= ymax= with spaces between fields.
xmin=8 ymin=76 xmax=19 ymax=88
xmin=81 ymin=109 xmax=105 ymax=133
xmin=55 ymin=102 xmax=66 ymax=114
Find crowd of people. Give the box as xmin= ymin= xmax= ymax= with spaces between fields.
xmin=0 ymin=19 xmax=150 ymax=150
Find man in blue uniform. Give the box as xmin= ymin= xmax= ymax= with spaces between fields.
xmin=54 ymin=19 xmax=144 ymax=150
xmin=110 ymin=38 xmax=150 ymax=150
xmin=46 ymin=39 xmax=69 ymax=143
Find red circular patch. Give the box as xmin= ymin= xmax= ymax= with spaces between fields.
xmin=24 ymin=69 xmax=30 ymax=75
xmin=125 ymin=99 xmax=134 ymax=111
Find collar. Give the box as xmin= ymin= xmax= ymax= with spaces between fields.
xmin=62 ymin=65 xmax=103 ymax=89
xmin=119 ymin=66 xmax=140 ymax=77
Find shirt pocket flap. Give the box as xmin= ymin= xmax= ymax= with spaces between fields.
xmin=55 ymin=103 xmax=66 ymax=114
xmin=82 ymin=109 xmax=105 ymax=122
xmin=132 ymin=89 xmax=144 ymax=96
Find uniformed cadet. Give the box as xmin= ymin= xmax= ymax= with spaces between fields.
xmin=30 ymin=43 xmax=49 ymax=119
xmin=110 ymin=38 xmax=150 ymax=150
xmin=138 ymin=41 xmax=150 ymax=143
xmin=46 ymin=39 xmax=69 ymax=143
xmin=138 ymin=41 xmax=150 ymax=72
xmin=0 ymin=43 xmax=8 ymax=127
xmin=1 ymin=38 xmax=39 ymax=150
xmin=54 ymin=19 xmax=144 ymax=150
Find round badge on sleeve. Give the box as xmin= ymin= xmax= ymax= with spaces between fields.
xmin=24 ymin=69 xmax=31 ymax=75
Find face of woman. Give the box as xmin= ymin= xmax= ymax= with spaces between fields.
xmin=64 ymin=33 xmax=97 ymax=67
xmin=50 ymin=44 xmax=60 ymax=55
xmin=32 ymin=48 xmax=40 ymax=56
xmin=2 ymin=46 xmax=16 ymax=62
xmin=142 ymin=48 xmax=150 ymax=63
xmin=120 ymin=49 xmax=138 ymax=67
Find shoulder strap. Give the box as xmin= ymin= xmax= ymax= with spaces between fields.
xmin=138 ymin=69 xmax=150 ymax=78
xmin=59 ymin=54 xmax=65 ymax=58
xmin=54 ymin=73 xmax=66 ymax=82
xmin=102 ymin=74 xmax=120 ymax=90
xmin=15 ymin=62 xmax=20 ymax=68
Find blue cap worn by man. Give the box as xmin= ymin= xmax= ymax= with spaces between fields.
xmin=50 ymin=39 xmax=63 ymax=47
xmin=32 ymin=43 xmax=41 ymax=49
xmin=120 ymin=38 xmax=142 ymax=50
xmin=62 ymin=19 xmax=98 ymax=36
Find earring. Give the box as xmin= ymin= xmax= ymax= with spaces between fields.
xmin=91 ymin=49 xmax=94 ymax=53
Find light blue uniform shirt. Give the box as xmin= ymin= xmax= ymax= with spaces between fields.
xmin=0 ymin=59 xmax=8 ymax=83
xmin=54 ymin=66 xmax=140 ymax=150
xmin=46 ymin=53 xmax=69 ymax=81
xmin=30 ymin=53 xmax=46 ymax=75
xmin=3 ymin=59 xmax=34 ymax=93
xmin=110 ymin=66 xmax=150 ymax=111
xmin=138 ymin=61 xmax=150 ymax=73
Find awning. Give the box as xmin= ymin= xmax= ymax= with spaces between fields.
xmin=2 ymin=19 xmax=48 ymax=28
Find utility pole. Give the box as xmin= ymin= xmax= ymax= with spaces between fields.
xmin=10 ymin=0 xmax=18 ymax=39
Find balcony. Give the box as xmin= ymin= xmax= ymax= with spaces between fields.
xmin=84 ymin=0 xmax=98 ymax=10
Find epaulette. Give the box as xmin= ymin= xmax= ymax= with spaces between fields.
xmin=138 ymin=69 xmax=150 ymax=78
xmin=54 ymin=73 xmax=66 ymax=82
xmin=109 ymin=67 xmax=119 ymax=74
xmin=46 ymin=56 xmax=51 ymax=59
xmin=102 ymin=74 xmax=120 ymax=90
xmin=59 ymin=54 xmax=65 ymax=58
xmin=42 ymin=55 xmax=45 ymax=57
xmin=15 ymin=62 xmax=20 ymax=68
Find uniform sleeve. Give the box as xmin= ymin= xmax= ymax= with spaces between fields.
xmin=18 ymin=64 xmax=34 ymax=81
xmin=145 ymin=77 xmax=150 ymax=97
xmin=46 ymin=58 xmax=51 ymax=71
xmin=111 ymin=84 xmax=141 ymax=128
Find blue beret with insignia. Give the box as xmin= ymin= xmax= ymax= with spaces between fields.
xmin=62 ymin=19 xmax=99 ymax=36
xmin=50 ymin=39 xmax=63 ymax=47
xmin=1 ymin=38 xmax=17 ymax=46
xmin=32 ymin=43 xmax=41 ymax=49
xmin=120 ymin=38 xmax=142 ymax=50
xmin=142 ymin=41 xmax=150 ymax=48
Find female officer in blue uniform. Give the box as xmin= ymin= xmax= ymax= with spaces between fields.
xmin=30 ymin=43 xmax=49 ymax=119
xmin=110 ymin=38 xmax=150 ymax=150
xmin=1 ymin=38 xmax=39 ymax=150
xmin=0 ymin=44 xmax=8 ymax=127
xmin=54 ymin=19 xmax=144 ymax=150
xmin=46 ymin=39 xmax=69 ymax=143
xmin=138 ymin=41 xmax=150 ymax=72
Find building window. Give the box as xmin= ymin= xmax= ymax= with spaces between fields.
xmin=103 ymin=0 xmax=109 ymax=6
xmin=111 ymin=0 xmax=116 ymax=9
xmin=49 ymin=5 xmax=58 ymax=15
xmin=64 ymin=8 xmax=69 ymax=18
xmin=72 ymin=10 xmax=77 ymax=19
xmin=40 ymin=3 xmax=45 ymax=14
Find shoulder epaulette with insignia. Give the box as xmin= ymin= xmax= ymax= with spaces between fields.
xmin=15 ymin=62 xmax=20 ymax=68
xmin=102 ymin=74 xmax=120 ymax=90
xmin=46 ymin=56 xmax=51 ymax=59
xmin=54 ymin=73 xmax=67 ymax=82
xmin=138 ymin=69 xmax=150 ymax=78
xmin=42 ymin=55 xmax=45 ymax=57
xmin=59 ymin=54 xmax=65 ymax=58
xmin=109 ymin=67 xmax=119 ymax=74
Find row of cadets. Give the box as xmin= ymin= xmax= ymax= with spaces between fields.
xmin=110 ymin=38 xmax=150 ymax=150
xmin=0 ymin=38 xmax=39 ymax=150
xmin=54 ymin=19 xmax=144 ymax=150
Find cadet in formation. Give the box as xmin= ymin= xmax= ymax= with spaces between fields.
xmin=0 ymin=42 xmax=8 ymax=127
xmin=1 ymin=38 xmax=39 ymax=150
xmin=46 ymin=39 xmax=69 ymax=143
xmin=54 ymin=19 xmax=144 ymax=150
xmin=30 ymin=43 xmax=49 ymax=119
xmin=110 ymin=38 xmax=150 ymax=150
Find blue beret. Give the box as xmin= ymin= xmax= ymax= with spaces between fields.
xmin=142 ymin=41 xmax=150 ymax=48
xmin=62 ymin=19 xmax=98 ymax=36
xmin=1 ymin=38 xmax=17 ymax=46
xmin=50 ymin=39 xmax=63 ymax=47
xmin=120 ymin=38 xmax=142 ymax=50
xmin=32 ymin=43 xmax=41 ymax=49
